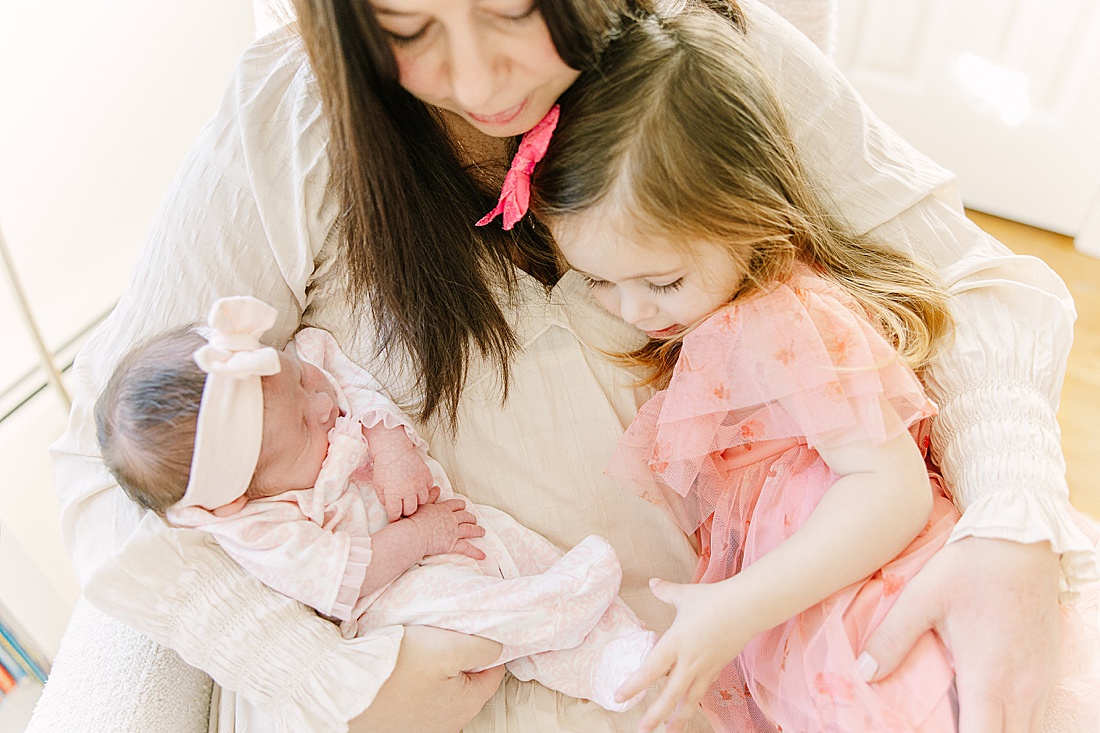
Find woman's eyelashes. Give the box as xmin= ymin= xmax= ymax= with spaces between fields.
xmin=383 ymin=3 xmax=538 ymax=47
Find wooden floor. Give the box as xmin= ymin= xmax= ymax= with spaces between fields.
xmin=966 ymin=211 xmax=1100 ymax=519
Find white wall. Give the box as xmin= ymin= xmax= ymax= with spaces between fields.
xmin=0 ymin=1 xmax=257 ymax=389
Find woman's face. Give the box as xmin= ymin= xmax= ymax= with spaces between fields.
xmin=371 ymin=0 xmax=581 ymax=137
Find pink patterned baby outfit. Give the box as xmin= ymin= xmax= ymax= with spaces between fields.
xmin=609 ymin=267 xmax=1100 ymax=732
xmin=169 ymin=328 xmax=656 ymax=711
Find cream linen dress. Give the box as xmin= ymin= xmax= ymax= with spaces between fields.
xmin=53 ymin=0 xmax=1097 ymax=730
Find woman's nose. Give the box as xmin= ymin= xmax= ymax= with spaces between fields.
xmin=447 ymin=26 xmax=499 ymax=112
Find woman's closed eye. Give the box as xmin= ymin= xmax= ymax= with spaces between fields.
xmin=385 ymin=23 xmax=432 ymax=46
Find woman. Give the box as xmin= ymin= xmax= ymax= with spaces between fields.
xmin=53 ymin=0 xmax=1092 ymax=731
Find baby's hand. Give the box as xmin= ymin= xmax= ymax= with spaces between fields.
xmin=619 ymin=579 xmax=756 ymax=733
xmin=366 ymin=425 xmax=435 ymax=522
xmin=407 ymin=488 xmax=487 ymax=561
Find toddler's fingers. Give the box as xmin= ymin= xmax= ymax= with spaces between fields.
xmin=648 ymin=577 xmax=685 ymax=606
xmin=617 ymin=641 xmax=673 ymax=703
xmin=454 ymin=539 xmax=487 ymax=561
xmin=401 ymin=493 xmax=418 ymax=518
xmin=426 ymin=486 xmax=441 ymax=503
xmin=664 ymin=678 xmax=710 ymax=733
xmin=637 ymin=666 xmax=692 ymax=733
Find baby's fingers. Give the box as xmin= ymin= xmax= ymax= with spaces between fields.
xmin=384 ymin=493 xmax=404 ymax=523
xmin=401 ymin=492 xmax=419 ymax=518
xmin=453 ymin=539 xmax=487 ymax=561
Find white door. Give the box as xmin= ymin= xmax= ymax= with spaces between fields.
xmin=833 ymin=0 xmax=1100 ymax=255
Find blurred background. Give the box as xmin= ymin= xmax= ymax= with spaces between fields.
xmin=0 ymin=0 xmax=1096 ymax=726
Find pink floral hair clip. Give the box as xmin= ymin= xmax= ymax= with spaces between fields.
xmin=476 ymin=104 xmax=560 ymax=231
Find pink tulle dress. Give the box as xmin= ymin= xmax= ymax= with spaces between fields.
xmin=609 ymin=267 xmax=1100 ymax=733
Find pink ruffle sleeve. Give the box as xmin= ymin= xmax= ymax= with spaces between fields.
xmin=608 ymin=269 xmax=937 ymax=534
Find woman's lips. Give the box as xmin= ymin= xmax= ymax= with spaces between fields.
xmin=467 ymin=98 xmax=527 ymax=127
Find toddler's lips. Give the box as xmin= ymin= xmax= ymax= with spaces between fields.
xmin=644 ymin=326 xmax=683 ymax=340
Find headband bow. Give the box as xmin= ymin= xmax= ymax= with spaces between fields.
xmin=476 ymin=105 xmax=560 ymax=231
xmin=178 ymin=296 xmax=281 ymax=511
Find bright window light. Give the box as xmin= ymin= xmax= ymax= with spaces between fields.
xmin=954 ymin=52 xmax=1031 ymax=127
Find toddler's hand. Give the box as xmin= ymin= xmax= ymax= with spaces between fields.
xmin=368 ymin=428 xmax=435 ymax=522
xmin=407 ymin=488 xmax=487 ymax=562
xmin=620 ymin=578 xmax=756 ymax=733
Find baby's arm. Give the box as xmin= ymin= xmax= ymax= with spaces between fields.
xmin=358 ymin=488 xmax=487 ymax=597
xmin=363 ymin=422 xmax=435 ymax=522
xmin=623 ymin=432 xmax=934 ymax=733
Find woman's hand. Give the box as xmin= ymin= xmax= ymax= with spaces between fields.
xmin=349 ymin=626 xmax=505 ymax=733
xmin=860 ymin=537 xmax=1061 ymax=733
xmin=617 ymin=578 xmax=755 ymax=733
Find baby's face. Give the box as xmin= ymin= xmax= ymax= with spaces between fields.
xmin=250 ymin=346 xmax=340 ymax=497
xmin=552 ymin=204 xmax=743 ymax=340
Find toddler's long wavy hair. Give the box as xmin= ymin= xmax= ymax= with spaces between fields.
xmin=533 ymin=9 xmax=953 ymax=388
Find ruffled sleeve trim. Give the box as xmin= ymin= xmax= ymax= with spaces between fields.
xmin=608 ymin=271 xmax=935 ymax=530
xmin=354 ymin=401 xmax=430 ymax=453
xmin=948 ymin=490 xmax=1100 ymax=599
xmin=330 ymin=535 xmax=372 ymax=622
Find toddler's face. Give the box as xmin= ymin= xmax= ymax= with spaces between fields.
xmin=552 ymin=207 xmax=743 ymax=339
xmin=250 ymin=346 xmax=340 ymax=497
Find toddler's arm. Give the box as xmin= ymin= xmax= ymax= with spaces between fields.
xmin=624 ymin=432 xmax=934 ymax=733
xmin=363 ymin=422 xmax=436 ymax=522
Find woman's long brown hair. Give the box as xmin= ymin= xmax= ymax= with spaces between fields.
xmin=289 ymin=0 xmax=649 ymax=429
xmin=533 ymin=9 xmax=953 ymax=388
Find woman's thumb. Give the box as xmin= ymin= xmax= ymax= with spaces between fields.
xmin=859 ymin=587 xmax=938 ymax=682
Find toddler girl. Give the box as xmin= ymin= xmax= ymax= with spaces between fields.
xmin=480 ymin=9 xmax=1099 ymax=733
xmin=94 ymin=295 xmax=656 ymax=712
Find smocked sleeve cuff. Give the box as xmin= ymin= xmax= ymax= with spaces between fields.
xmin=84 ymin=515 xmax=403 ymax=732
xmin=331 ymin=535 xmax=373 ymax=622
xmin=933 ymin=380 xmax=1100 ymax=595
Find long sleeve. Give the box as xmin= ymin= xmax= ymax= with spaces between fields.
xmin=83 ymin=516 xmax=402 ymax=733
xmin=740 ymin=0 xmax=1096 ymax=590
xmin=49 ymin=26 xmax=402 ymax=728
xmin=168 ymin=490 xmax=375 ymax=623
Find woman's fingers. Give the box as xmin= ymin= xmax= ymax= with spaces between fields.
xmin=350 ymin=627 xmax=503 ymax=733
xmin=956 ymin=694 xmax=1003 ymax=733
xmin=859 ymin=568 xmax=940 ymax=681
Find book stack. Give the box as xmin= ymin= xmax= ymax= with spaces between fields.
xmin=0 ymin=605 xmax=48 ymax=699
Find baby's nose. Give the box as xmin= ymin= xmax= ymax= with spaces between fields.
xmin=311 ymin=391 xmax=334 ymax=422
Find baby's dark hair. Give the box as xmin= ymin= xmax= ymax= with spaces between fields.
xmin=94 ymin=326 xmax=208 ymax=515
